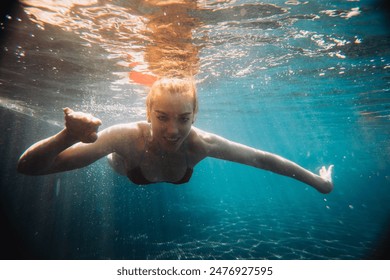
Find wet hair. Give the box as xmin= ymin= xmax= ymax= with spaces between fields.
xmin=146 ymin=77 xmax=198 ymax=121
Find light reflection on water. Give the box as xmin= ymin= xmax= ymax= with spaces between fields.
xmin=2 ymin=0 xmax=389 ymax=122
xmin=0 ymin=0 xmax=390 ymax=259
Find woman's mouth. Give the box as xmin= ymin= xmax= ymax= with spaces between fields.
xmin=164 ymin=137 xmax=180 ymax=144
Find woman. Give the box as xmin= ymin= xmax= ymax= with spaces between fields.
xmin=18 ymin=78 xmax=334 ymax=193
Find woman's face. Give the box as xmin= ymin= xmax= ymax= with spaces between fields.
xmin=149 ymin=91 xmax=195 ymax=152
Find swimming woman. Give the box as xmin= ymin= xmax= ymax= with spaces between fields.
xmin=17 ymin=78 xmax=334 ymax=193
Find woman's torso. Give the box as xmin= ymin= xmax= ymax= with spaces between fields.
xmin=111 ymin=122 xmax=206 ymax=184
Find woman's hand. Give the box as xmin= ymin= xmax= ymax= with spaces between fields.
xmin=63 ymin=107 xmax=102 ymax=143
xmin=320 ymin=165 xmax=334 ymax=182
xmin=319 ymin=165 xmax=334 ymax=193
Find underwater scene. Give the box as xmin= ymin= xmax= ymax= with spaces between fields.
xmin=1 ymin=0 xmax=390 ymax=259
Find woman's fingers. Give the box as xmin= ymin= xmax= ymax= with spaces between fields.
xmin=63 ymin=107 xmax=73 ymax=115
xmin=82 ymin=132 xmax=98 ymax=143
xmin=62 ymin=107 xmax=102 ymax=143
xmin=92 ymin=117 xmax=102 ymax=126
xmin=63 ymin=108 xmax=101 ymax=126
xmin=320 ymin=165 xmax=334 ymax=182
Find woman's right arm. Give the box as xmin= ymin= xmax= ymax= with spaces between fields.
xmin=17 ymin=108 xmax=113 ymax=175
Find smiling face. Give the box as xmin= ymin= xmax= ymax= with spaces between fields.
xmin=146 ymin=78 xmax=198 ymax=152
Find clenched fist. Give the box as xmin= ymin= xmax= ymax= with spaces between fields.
xmin=63 ymin=107 xmax=102 ymax=143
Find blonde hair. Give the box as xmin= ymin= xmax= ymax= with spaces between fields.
xmin=146 ymin=77 xmax=198 ymax=121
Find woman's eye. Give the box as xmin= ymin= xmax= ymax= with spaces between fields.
xmin=157 ymin=116 xmax=167 ymax=121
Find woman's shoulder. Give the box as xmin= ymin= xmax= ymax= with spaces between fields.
xmin=102 ymin=121 xmax=148 ymax=135
xmin=190 ymin=127 xmax=221 ymax=144
xmin=101 ymin=121 xmax=149 ymax=155
xmin=187 ymin=127 xmax=221 ymax=154
xmin=189 ymin=126 xmax=233 ymax=156
xmin=100 ymin=121 xmax=148 ymax=145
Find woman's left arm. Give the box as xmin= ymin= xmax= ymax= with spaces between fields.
xmin=197 ymin=129 xmax=333 ymax=194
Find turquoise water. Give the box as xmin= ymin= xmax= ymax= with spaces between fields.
xmin=1 ymin=0 xmax=390 ymax=259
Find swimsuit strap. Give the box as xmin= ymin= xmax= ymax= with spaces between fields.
xmin=169 ymin=140 xmax=193 ymax=184
xmin=185 ymin=141 xmax=193 ymax=171
xmin=136 ymin=128 xmax=149 ymax=167
xmin=126 ymin=128 xmax=151 ymax=185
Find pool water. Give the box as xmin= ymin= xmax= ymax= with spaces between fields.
xmin=1 ymin=0 xmax=390 ymax=259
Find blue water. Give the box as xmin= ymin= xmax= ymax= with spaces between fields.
xmin=1 ymin=0 xmax=390 ymax=259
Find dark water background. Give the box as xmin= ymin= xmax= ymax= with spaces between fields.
xmin=1 ymin=0 xmax=390 ymax=259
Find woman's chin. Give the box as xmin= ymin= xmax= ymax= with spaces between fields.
xmin=161 ymin=138 xmax=183 ymax=152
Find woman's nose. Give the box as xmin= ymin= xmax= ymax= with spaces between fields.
xmin=166 ymin=120 xmax=179 ymax=135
